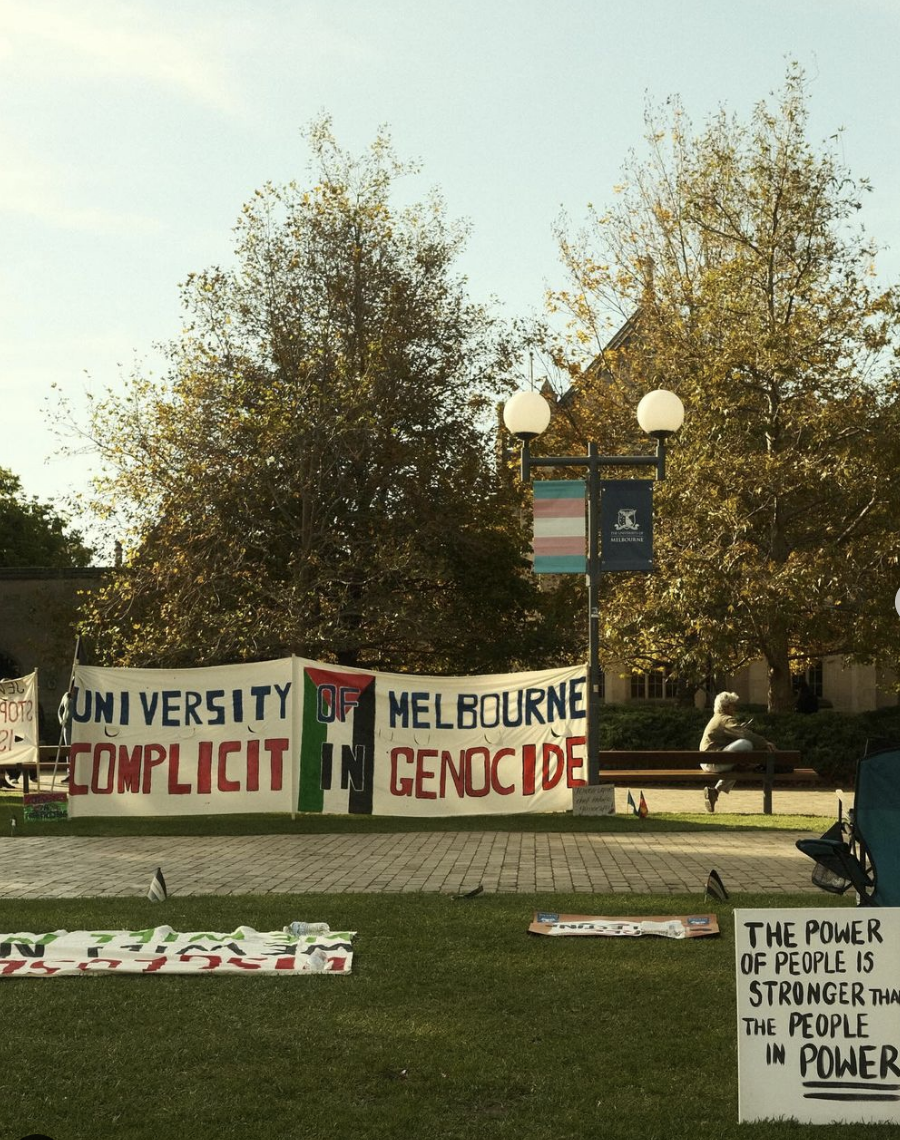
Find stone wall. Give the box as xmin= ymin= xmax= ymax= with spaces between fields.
xmin=0 ymin=568 xmax=107 ymax=741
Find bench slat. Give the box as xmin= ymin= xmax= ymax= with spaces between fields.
xmin=598 ymin=768 xmax=821 ymax=783
xmin=600 ymin=750 xmax=800 ymax=770
xmin=595 ymin=750 xmax=823 ymax=814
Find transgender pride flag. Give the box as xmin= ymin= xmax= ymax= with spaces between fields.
xmin=533 ymin=480 xmax=586 ymax=574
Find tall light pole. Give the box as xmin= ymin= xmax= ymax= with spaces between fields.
xmin=503 ymin=388 xmax=685 ymax=785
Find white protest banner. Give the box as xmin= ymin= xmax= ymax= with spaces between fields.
xmin=69 ymin=658 xmax=588 ymax=816
xmin=0 ymin=671 xmax=39 ymax=768
xmin=736 ymin=907 xmax=900 ymax=1124
xmin=68 ymin=660 xmax=295 ymax=816
xmin=295 ymin=660 xmax=587 ymax=816
xmin=0 ymin=925 xmax=355 ymax=976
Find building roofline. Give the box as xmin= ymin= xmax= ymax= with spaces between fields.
xmin=0 ymin=567 xmax=110 ymax=581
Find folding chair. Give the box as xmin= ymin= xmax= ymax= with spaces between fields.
xmin=796 ymin=745 xmax=900 ymax=906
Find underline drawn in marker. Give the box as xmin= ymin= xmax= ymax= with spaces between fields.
xmin=803 ymin=1080 xmax=900 ymax=1102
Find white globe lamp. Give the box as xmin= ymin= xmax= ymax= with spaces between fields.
xmin=503 ymin=390 xmax=552 ymax=440
xmin=636 ymin=389 xmax=685 ymax=438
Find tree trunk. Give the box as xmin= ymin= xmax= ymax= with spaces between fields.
xmin=766 ymin=642 xmax=795 ymax=712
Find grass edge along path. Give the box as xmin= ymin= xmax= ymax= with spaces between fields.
xmin=2 ymin=891 xmax=899 ymax=1140
xmin=0 ymin=799 xmax=829 ymax=837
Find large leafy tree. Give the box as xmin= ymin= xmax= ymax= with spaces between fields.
xmin=0 ymin=468 xmax=92 ymax=568
xmin=544 ymin=68 xmax=900 ymax=710
xmin=77 ymin=120 xmax=558 ymax=672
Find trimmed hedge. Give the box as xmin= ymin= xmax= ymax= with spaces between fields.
xmin=598 ymin=704 xmax=900 ymax=783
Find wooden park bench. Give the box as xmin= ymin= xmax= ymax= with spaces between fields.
xmin=15 ymin=745 xmax=70 ymax=793
xmin=597 ymin=750 xmax=826 ymax=814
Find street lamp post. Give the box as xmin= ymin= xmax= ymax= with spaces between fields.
xmin=503 ymin=388 xmax=685 ymax=785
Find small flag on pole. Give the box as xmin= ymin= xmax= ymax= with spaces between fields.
xmin=453 ymin=884 xmax=484 ymax=901
xmin=638 ymin=791 xmax=649 ymax=819
xmin=705 ymin=869 xmax=729 ymax=902
xmin=148 ymin=867 xmax=167 ymax=902
xmin=626 ymin=790 xmax=639 ymax=816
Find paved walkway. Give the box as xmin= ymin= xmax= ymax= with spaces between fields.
xmin=0 ymin=788 xmax=843 ymax=899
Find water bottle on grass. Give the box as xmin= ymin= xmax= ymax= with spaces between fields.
xmin=284 ymin=921 xmax=330 ymax=936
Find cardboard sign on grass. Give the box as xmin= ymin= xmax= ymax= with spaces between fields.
xmin=528 ymin=912 xmax=719 ymax=938
xmin=23 ymin=791 xmax=68 ymax=822
xmin=735 ymin=907 xmax=900 ymax=1124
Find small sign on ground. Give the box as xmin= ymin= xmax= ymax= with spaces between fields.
xmin=572 ymin=785 xmax=615 ymax=816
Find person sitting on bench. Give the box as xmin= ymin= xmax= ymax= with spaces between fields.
xmin=700 ymin=691 xmax=776 ymax=812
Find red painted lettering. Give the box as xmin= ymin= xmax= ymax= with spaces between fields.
xmin=415 ymin=749 xmax=438 ymax=799
xmin=197 ymin=741 xmax=212 ymax=795
xmin=440 ymin=750 xmax=465 ymax=797
xmin=542 ymin=743 xmax=565 ymax=790
xmin=464 ymin=747 xmax=491 ymax=797
xmin=139 ymin=956 xmax=170 ymax=973
xmin=181 ymin=954 xmax=222 ymax=970
xmin=68 ymin=743 xmax=90 ymax=795
xmin=141 ymin=743 xmax=167 ymax=793
xmin=522 ymin=744 xmax=536 ymax=796
xmin=390 ymin=747 xmax=414 ymax=795
xmin=226 ymin=957 xmax=264 ymax=970
xmin=264 ymin=738 xmax=287 ymax=791
xmin=217 ymin=741 xmax=241 ymax=792
xmin=491 ymin=748 xmax=515 ymax=795
xmin=23 ymin=961 xmax=61 ymax=975
xmin=246 ymin=739 xmax=259 ymax=792
xmin=90 ymin=743 xmax=116 ymax=794
xmin=168 ymin=743 xmax=191 ymax=794
xmin=117 ymin=745 xmax=142 ymax=793
xmin=566 ymin=736 xmax=587 ymax=787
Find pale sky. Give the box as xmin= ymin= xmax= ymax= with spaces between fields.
xmin=3 ymin=0 xmax=899 ymax=559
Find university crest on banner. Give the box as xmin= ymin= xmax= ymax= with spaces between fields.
xmin=600 ymin=480 xmax=654 ymax=572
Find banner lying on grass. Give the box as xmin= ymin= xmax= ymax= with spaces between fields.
xmin=0 ymin=671 xmax=39 ymax=769
xmin=69 ymin=659 xmax=587 ymax=817
xmin=0 ymin=925 xmax=355 ymax=976
xmin=528 ymin=912 xmax=720 ymax=939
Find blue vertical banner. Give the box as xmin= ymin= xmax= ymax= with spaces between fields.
xmin=599 ymin=480 xmax=654 ymax=572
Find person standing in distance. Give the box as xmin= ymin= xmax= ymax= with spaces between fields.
xmin=699 ymin=691 xmax=776 ymax=812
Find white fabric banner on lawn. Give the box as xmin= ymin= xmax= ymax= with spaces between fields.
xmin=68 ymin=659 xmax=295 ymax=817
xmin=69 ymin=658 xmax=588 ymax=817
xmin=0 ymin=671 xmax=39 ymax=768
xmin=295 ymin=659 xmax=588 ymax=816
xmin=0 ymin=926 xmax=355 ymax=976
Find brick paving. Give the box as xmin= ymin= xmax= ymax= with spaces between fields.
xmin=0 ymin=788 xmax=842 ymax=899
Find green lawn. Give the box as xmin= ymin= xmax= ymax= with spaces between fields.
xmin=0 ymin=891 xmax=896 ymax=1140
xmin=0 ymin=798 xmax=865 ymax=1138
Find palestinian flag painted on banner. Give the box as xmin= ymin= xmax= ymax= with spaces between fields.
xmin=298 ymin=666 xmax=376 ymax=814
